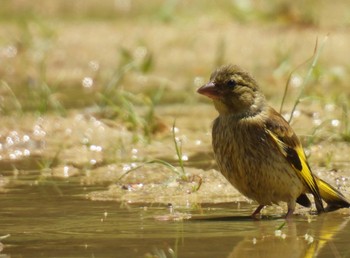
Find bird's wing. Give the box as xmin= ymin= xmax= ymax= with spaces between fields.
xmin=265 ymin=108 xmax=324 ymax=212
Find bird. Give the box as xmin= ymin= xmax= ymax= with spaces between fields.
xmin=197 ymin=64 xmax=350 ymax=218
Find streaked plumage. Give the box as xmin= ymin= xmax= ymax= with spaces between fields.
xmin=197 ymin=64 xmax=349 ymax=218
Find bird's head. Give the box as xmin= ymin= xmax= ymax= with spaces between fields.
xmin=197 ymin=64 xmax=265 ymax=116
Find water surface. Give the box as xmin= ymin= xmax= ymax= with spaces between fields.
xmin=1 ymin=170 xmax=350 ymax=257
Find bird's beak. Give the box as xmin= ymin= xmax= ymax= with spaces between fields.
xmin=197 ymin=82 xmax=220 ymax=99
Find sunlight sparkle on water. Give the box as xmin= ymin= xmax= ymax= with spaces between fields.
xmin=90 ymin=145 xmax=103 ymax=152
xmin=173 ymin=127 xmax=179 ymax=134
xmin=292 ymin=109 xmax=301 ymax=118
xmin=304 ymin=234 xmax=314 ymax=244
xmin=282 ymin=113 xmax=290 ymax=121
xmin=195 ymin=140 xmax=202 ymax=145
xmin=331 ymin=119 xmax=340 ymax=127
xmin=22 ymin=135 xmax=30 ymax=142
xmin=131 ymin=148 xmax=138 ymax=159
xmin=23 ymin=149 xmax=30 ymax=156
xmin=33 ymin=125 xmax=46 ymax=137
xmin=63 ymin=166 xmax=70 ymax=177
xmin=6 ymin=137 xmax=14 ymax=146
xmin=82 ymin=77 xmax=94 ymax=88
xmin=123 ymin=164 xmax=131 ymax=171
xmin=122 ymin=163 xmax=137 ymax=172
xmin=88 ymin=60 xmax=100 ymax=71
xmin=325 ymin=103 xmax=335 ymax=112
xmin=312 ymin=112 xmax=322 ymax=126
xmin=290 ymin=74 xmax=303 ymax=88
xmin=274 ymin=230 xmax=282 ymax=237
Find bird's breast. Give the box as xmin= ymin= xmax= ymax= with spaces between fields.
xmin=212 ymin=116 xmax=303 ymax=204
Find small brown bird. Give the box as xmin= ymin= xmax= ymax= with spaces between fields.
xmin=197 ymin=64 xmax=350 ymax=218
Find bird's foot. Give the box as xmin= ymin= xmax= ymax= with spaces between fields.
xmin=284 ymin=208 xmax=294 ymax=219
xmin=251 ymin=205 xmax=265 ymax=219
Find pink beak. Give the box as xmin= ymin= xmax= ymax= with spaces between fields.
xmin=197 ymin=82 xmax=220 ymax=99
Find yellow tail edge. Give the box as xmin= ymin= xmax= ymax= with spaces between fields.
xmin=316 ymin=177 xmax=350 ymax=212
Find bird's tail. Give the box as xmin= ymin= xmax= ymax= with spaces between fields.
xmin=316 ymin=177 xmax=350 ymax=212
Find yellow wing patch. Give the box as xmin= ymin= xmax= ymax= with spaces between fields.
xmin=266 ymin=129 xmax=324 ymax=212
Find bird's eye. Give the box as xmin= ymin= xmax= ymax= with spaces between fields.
xmin=226 ymin=79 xmax=236 ymax=88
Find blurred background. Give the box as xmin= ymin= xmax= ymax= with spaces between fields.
xmin=1 ymin=0 xmax=350 ymax=115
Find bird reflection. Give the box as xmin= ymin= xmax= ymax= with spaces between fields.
xmin=227 ymin=213 xmax=349 ymax=258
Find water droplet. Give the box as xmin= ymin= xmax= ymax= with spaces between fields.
xmin=90 ymin=145 xmax=102 ymax=152
xmin=304 ymin=233 xmax=314 ymax=243
xmin=33 ymin=125 xmax=46 ymax=137
xmin=275 ymin=230 xmax=282 ymax=237
xmin=14 ymin=150 xmax=22 ymax=157
xmin=168 ymin=247 xmax=175 ymax=255
xmin=331 ymin=119 xmax=340 ymax=127
xmin=290 ymin=74 xmax=303 ymax=88
xmin=181 ymin=154 xmax=188 ymax=161
xmin=6 ymin=137 xmax=14 ymax=146
xmin=88 ymin=60 xmax=100 ymax=71
xmin=82 ymin=77 xmax=94 ymax=88
xmin=282 ymin=113 xmax=291 ymax=121
xmin=22 ymin=135 xmax=30 ymax=142
xmin=313 ymin=119 xmax=322 ymax=126
xmin=172 ymin=127 xmax=179 ymax=133
xmin=63 ymin=166 xmax=70 ymax=177
xmin=325 ymin=104 xmax=335 ymax=112
xmin=123 ymin=164 xmax=131 ymax=171
xmin=195 ymin=140 xmax=202 ymax=145
xmin=82 ymin=137 xmax=89 ymax=145
xmin=293 ymin=109 xmax=301 ymax=118
xmin=252 ymin=238 xmax=257 ymax=244
xmin=131 ymin=148 xmax=138 ymax=154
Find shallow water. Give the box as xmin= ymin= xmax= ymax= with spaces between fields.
xmin=0 ymin=106 xmax=350 ymax=257
xmin=1 ymin=168 xmax=350 ymax=257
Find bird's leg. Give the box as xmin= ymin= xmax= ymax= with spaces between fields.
xmin=251 ymin=205 xmax=265 ymax=218
xmin=285 ymin=208 xmax=294 ymax=219
xmin=285 ymin=201 xmax=296 ymax=219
